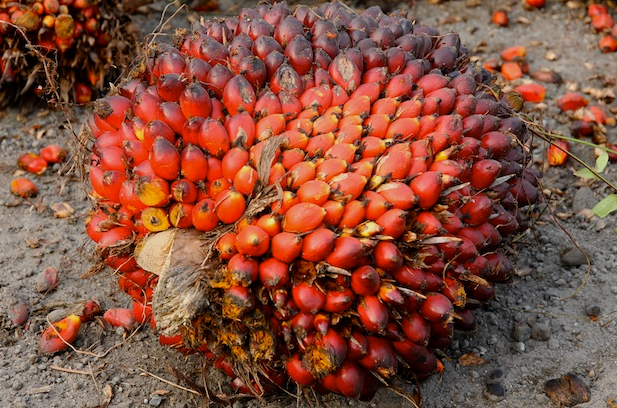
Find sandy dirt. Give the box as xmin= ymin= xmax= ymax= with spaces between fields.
xmin=1 ymin=0 xmax=617 ymax=407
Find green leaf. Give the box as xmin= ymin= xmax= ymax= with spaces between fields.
xmin=573 ymin=168 xmax=599 ymax=179
xmin=592 ymin=194 xmax=617 ymax=218
xmin=595 ymin=151 xmax=609 ymax=173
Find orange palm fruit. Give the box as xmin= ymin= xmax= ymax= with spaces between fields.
xmin=39 ymin=314 xmax=81 ymax=353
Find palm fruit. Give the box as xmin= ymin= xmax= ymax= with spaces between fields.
xmin=0 ymin=0 xmax=137 ymax=104
xmin=83 ymin=1 xmax=540 ymax=401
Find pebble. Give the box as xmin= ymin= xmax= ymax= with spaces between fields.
xmin=585 ymin=304 xmax=601 ymax=317
xmin=232 ymin=401 xmax=244 ymax=408
xmin=487 ymin=368 xmax=505 ymax=384
xmin=149 ymin=395 xmax=164 ymax=407
xmin=451 ymin=393 xmax=465 ymax=403
xmin=513 ymin=342 xmax=526 ymax=353
xmin=548 ymin=338 xmax=560 ymax=350
xmin=559 ymin=246 xmax=589 ymax=267
xmin=512 ymin=321 xmax=532 ymax=342
xmin=531 ymin=323 xmax=551 ymax=341
xmin=484 ymin=383 xmax=505 ymax=402
xmin=572 ymin=187 xmax=597 ymax=212
xmin=535 ymin=394 xmax=551 ymax=404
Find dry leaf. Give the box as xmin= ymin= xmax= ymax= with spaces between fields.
xmin=544 ymin=373 xmax=590 ymax=406
xmin=458 ymin=352 xmax=488 ymax=367
xmin=50 ymin=202 xmax=75 ymax=218
xmin=25 ymin=237 xmax=41 ymax=248
xmin=153 ymin=389 xmax=171 ymax=395
xmin=514 ymin=266 xmax=534 ymax=277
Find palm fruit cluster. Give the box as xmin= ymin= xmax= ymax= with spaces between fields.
xmin=84 ymin=1 xmax=541 ymax=400
xmin=0 ymin=0 xmax=136 ymax=104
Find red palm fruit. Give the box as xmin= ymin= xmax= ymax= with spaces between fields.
xmin=297 ymin=180 xmax=332 ymax=205
xmin=588 ymin=4 xmax=607 ymax=17
xmin=287 ymin=117 xmax=314 ymax=135
xmin=17 ymin=153 xmax=47 ymax=175
xmin=416 ymin=72 xmax=449 ymax=96
xmin=214 ymin=232 xmax=237 ymax=261
xmin=570 ymin=120 xmax=594 ymax=138
xmin=548 ymin=140 xmax=570 ymax=166
xmin=150 ymin=137 xmax=180 ymax=181
xmin=418 ymin=114 xmax=438 ymax=138
xmin=459 ymin=193 xmax=493 ymax=226
xmin=184 ymin=57 xmax=211 ymax=82
xmin=180 ymin=117 xmax=203 ymax=146
xmin=156 ymin=73 xmax=185 ymax=102
xmin=132 ymin=301 xmax=152 ymax=325
xmin=323 ymin=287 xmax=355 ymax=314
xmin=408 ymin=171 xmax=443 ymax=209
xmin=437 ymin=235 xmax=478 ymax=262
xmin=256 ymin=113 xmax=286 ymax=141
xmin=486 ymin=252 xmax=514 ymax=282
xmin=85 ymin=211 xmax=110 ymax=242
xmin=169 ymin=202 xmax=194 ymax=228
xmin=103 ymin=308 xmax=136 ymax=331
xmin=255 ymin=89 xmax=283 ymax=118
xmin=556 ymin=93 xmax=589 ymax=112
xmin=500 ymin=62 xmax=523 ymax=81
xmin=233 ymin=165 xmax=258 ymax=195
xmin=223 ymin=75 xmax=256 ymax=116
xmin=378 ymin=282 xmax=405 ymax=306
xmin=287 ymin=161 xmax=316 ymax=190
xmin=208 ymin=178 xmax=230 ymax=200
xmin=39 ymin=314 xmax=81 ymax=353
xmin=454 ymin=94 xmax=477 ymax=118
xmin=322 ymin=200 xmax=345 ymax=227
xmin=500 ymin=45 xmax=526 ymax=62
xmin=89 ymin=167 xmax=127 ymax=202
xmin=191 ymin=198 xmax=219 ymax=231
xmin=481 ymin=131 xmax=515 ymax=158
xmin=334 ymin=360 xmax=364 ymax=399
xmin=325 ymin=144 xmax=357 ymax=164
xmin=372 ymin=148 xmax=413 ymax=182
xmin=392 ymin=265 xmax=427 ymax=290
xmin=351 ymin=160 xmax=374 ymax=180
xmin=227 ymin=253 xmax=259 ymax=286
xmin=40 ymin=144 xmax=67 ymax=164
xmin=281 ymin=130 xmax=309 ymax=151
xmin=122 ymin=139 xmax=149 ymax=168
xmin=489 ymin=204 xmax=519 ymax=234
xmin=271 ymin=190 xmax=299 ymax=215
xmin=383 ymin=73 xmax=413 ymax=98
xmin=329 ymin=53 xmax=360 ymax=93
xmin=287 ymin=353 xmax=316 ymax=386
xmin=371 ymin=97 xmax=400 ymax=117
xmin=280 ymin=148 xmax=306 ymax=170
xmin=457 ymin=226 xmax=486 ymax=250
xmin=215 ymin=189 xmax=246 ymax=224
xmin=316 ymin=159 xmax=349 ymax=182
xmin=477 ymin=222 xmax=502 ymax=248
xmin=338 ymin=200 xmax=366 ymax=228
xmin=585 ymin=105 xmax=606 ymax=124
xmin=292 ymin=282 xmax=326 ymax=314
xmin=350 ymin=82 xmax=381 ymax=104
xmin=350 ymin=265 xmax=380 ymax=296
xmin=428 ymin=160 xmax=465 ymax=184
xmin=300 ymin=84 xmax=333 ymax=115
xmin=270 ymin=63 xmax=304 ymax=97
xmin=401 ymin=312 xmax=431 ymax=346
xmin=363 ymin=190 xmax=391 ymax=220
xmin=358 ymin=336 xmax=397 ymax=379
xmin=235 ymin=225 xmax=270 ymax=257
xmin=342 ymin=95 xmax=371 ymax=117
xmin=199 ymin=118 xmax=230 ymax=159
xmin=222 ymin=147 xmax=250 ymax=182
xmin=326 ymin=236 xmax=369 ymax=269
xmin=441 ymin=212 xmax=463 ymax=234
xmin=471 ymin=158 xmax=502 ymax=190
xmin=514 ymin=83 xmax=545 ymax=103
xmin=592 ymin=13 xmax=614 ymax=30
xmin=202 ymin=65 xmax=233 ymax=100
xmin=357 ymin=295 xmax=388 ymax=334
xmin=420 ymin=292 xmax=454 ymax=323
xmin=413 ymin=211 xmax=444 ymax=235
xmin=258 ymin=257 xmax=289 ymax=290
xmin=363 ymin=114 xmax=391 ymax=138
xmin=384 ymin=116 xmax=420 ymax=141
xmin=305 ymin=132 xmax=336 ymax=156
xmin=312 ymin=114 xmax=339 ymax=136
xmin=394 ymin=99 xmax=422 ymax=120
xmin=334 ymin=124 xmax=363 ymax=145
xmin=376 ymin=182 xmax=417 ymax=210
xmin=598 ymin=34 xmax=617 ymax=53
xmin=328 ymin=84 xmax=348 ymax=106
xmin=180 ymin=144 xmax=208 ymax=183
xmin=10 ymin=178 xmax=38 ymax=199
xmin=422 ymin=87 xmax=456 ymax=116
xmin=222 ymin=285 xmax=255 ymax=320
xmin=179 ymin=82 xmax=212 ymax=119
xmin=492 ymin=10 xmax=508 ymax=26
xmin=278 ymin=89 xmax=303 ymax=118
xmin=285 ymin=35 xmax=313 ymax=75
xmin=256 ymin=214 xmax=281 ymax=237
xmin=141 ymin=207 xmax=171 ymax=232
xmin=375 ymin=208 xmax=407 ymax=239
xmin=328 ymin=173 xmax=367 ymax=203
xmin=143 ymin=119 xmax=175 ymax=150
xmin=271 ymin=231 xmax=302 ymax=263
xmin=282 ymin=202 xmax=326 ymax=233
xmin=93 ymin=96 xmax=132 ymax=130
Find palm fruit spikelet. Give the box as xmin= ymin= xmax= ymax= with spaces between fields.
xmin=0 ymin=0 xmax=137 ymax=105
xmin=83 ymin=1 xmax=541 ymax=401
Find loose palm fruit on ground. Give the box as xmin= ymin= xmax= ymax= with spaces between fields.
xmin=83 ymin=1 xmax=540 ymax=401
xmin=0 ymin=0 xmax=137 ymax=105
xmin=39 ymin=314 xmax=81 ymax=353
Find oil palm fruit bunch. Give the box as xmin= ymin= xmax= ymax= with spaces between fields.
xmin=0 ymin=0 xmax=137 ymax=104
xmin=84 ymin=1 xmax=540 ymax=400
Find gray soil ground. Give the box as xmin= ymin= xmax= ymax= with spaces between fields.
xmin=1 ymin=0 xmax=616 ymax=407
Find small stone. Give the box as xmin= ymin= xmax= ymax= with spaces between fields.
xmin=232 ymin=401 xmax=244 ymax=408
xmin=487 ymin=368 xmax=505 ymax=384
xmin=484 ymin=383 xmax=505 ymax=402
xmin=535 ymin=394 xmax=551 ymax=404
xmin=512 ymin=321 xmax=532 ymax=342
xmin=513 ymin=342 xmax=526 ymax=353
xmin=149 ymin=395 xmax=164 ymax=407
xmin=559 ymin=247 xmax=589 ymax=267
xmin=548 ymin=338 xmax=560 ymax=350
xmin=585 ymin=304 xmax=601 ymax=317
xmin=531 ymin=323 xmax=551 ymax=341
xmin=572 ymin=187 xmax=596 ymax=212
xmin=451 ymin=393 xmax=465 ymax=403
